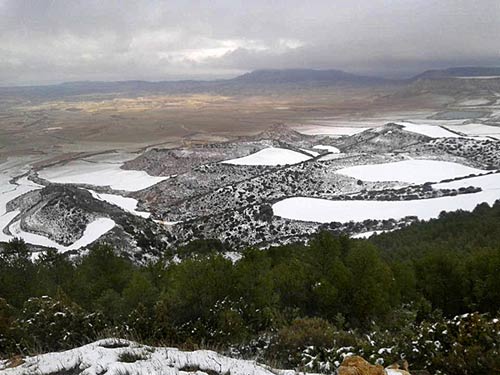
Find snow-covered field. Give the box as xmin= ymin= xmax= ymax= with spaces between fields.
xmin=396 ymin=121 xmax=462 ymax=138
xmin=445 ymin=123 xmax=500 ymax=140
xmin=0 ymin=211 xmax=21 ymax=243
xmin=458 ymin=98 xmax=491 ymax=106
xmin=272 ymin=188 xmax=500 ymax=224
xmin=295 ymin=124 xmax=370 ymax=136
xmin=38 ymin=159 xmax=168 ymax=192
xmin=273 ymin=171 xmax=500 ymax=224
xmin=9 ymin=217 xmax=116 ymax=252
xmin=433 ymin=172 xmax=500 ymax=191
xmin=221 ymin=147 xmax=311 ymax=166
xmin=0 ymin=155 xmax=146 ymax=251
xmin=319 ymin=153 xmax=346 ymax=161
xmin=0 ymin=339 xmax=305 ymax=375
xmin=336 ymin=160 xmax=486 ymax=184
xmin=0 ymin=159 xmax=44 ymax=242
xmin=313 ymin=145 xmax=341 ymax=153
xmin=88 ymin=190 xmax=150 ymax=218
xmin=300 ymin=148 xmax=320 ymax=157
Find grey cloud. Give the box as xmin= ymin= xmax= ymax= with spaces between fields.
xmin=0 ymin=0 xmax=499 ymax=85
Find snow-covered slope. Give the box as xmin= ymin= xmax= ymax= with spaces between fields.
xmin=221 ymin=147 xmax=311 ymax=166
xmin=0 ymin=339 xmax=309 ymax=375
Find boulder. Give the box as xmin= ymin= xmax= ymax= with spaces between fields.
xmin=336 ymin=356 xmax=386 ymax=375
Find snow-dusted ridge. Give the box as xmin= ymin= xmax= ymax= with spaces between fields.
xmin=0 ymin=339 xmax=311 ymax=375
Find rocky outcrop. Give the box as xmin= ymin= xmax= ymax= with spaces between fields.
xmin=336 ymin=356 xmax=386 ymax=375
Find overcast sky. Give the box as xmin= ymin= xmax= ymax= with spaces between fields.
xmin=1 ymin=0 xmax=499 ymax=85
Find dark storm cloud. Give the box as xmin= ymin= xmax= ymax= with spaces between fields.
xmin=0 ymin=0 xmax=499 ymax=85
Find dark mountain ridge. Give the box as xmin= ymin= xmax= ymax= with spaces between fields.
xmin=0 ymin=68 xmax=399 ymax=101
xmin=231 ymin=68 xmax=392 ymax=84
xmin=2 ymin=66 xmax=500 ymax=101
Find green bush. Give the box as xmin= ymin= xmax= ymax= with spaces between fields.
xmin=16 ymin=296 xmax=106 ymax=353
xmin=268 ymin=317 xmax=335 ymax=366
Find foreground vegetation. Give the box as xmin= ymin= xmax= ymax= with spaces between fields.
xmin=1 ymin=202 xmax=500 ymax=374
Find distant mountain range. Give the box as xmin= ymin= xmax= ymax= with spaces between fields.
xmin=231 ymin=68 xmax=392 ymax=85
xmin=1 ymin=67 xmax=499 ymax=100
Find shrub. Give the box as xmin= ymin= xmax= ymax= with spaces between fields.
xmin=268 ymin=317 xmax=335 ymax=366
xmin=16 ymin=296 xmax=106 ymax=353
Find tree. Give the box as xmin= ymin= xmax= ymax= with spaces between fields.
xmin=344 ymin=243 xmax=393 ymax=324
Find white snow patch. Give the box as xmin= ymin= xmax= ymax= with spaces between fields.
xmin=273 ymin=171 xmax=500 ymax=224
xmin=79 ymin=152 xmax=141 ymax=164
xmin=8 ymin=218 xmax=116 ymax=252
xmin=397 ymin=121 xmax=462 ymax=138
xmin=296 ymin=125 xmax=369 ymax=136
xmin=221 ymin=147 xmax=311 ymax=166
xmin=223 ymin=251 xmax=243 ymax=263
xmin=38 ymin=159 xmax=168 ymax=192
xmin=300 ymin=148 xmax=320 ymax=157
xmin=272 ymin=184 xmax=500 ymax=223
xmin=433 ymin=172 xmax=500 ymax=191
xmin=386 ymin=370 xmax=406 ymax=375
xmin=445 ymin=123 xmax=500 ymax=140
xmin=313 ymin=145 xmax=341 ymax=153
xmin=0 ymin=158 xmax=45 ymax=242
xmin=88 ymin=190 xmax=150 ymax=218
xmin=458 ymin=98 xmax=490 ymax=106
xmin=0 ymin=339 xmax=309 ymax=375
xmin=336 ymin=160 xmax=486 ymax=184
xmin=0 ymin=211 xmax=21 ymax=243
xmin=351 ymin=230 xmax=387 ymax=239
xmin=319 ymin=153 xmax=346 ymax=161
xmin=155 ymin=220 xmax=181 ymax=226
